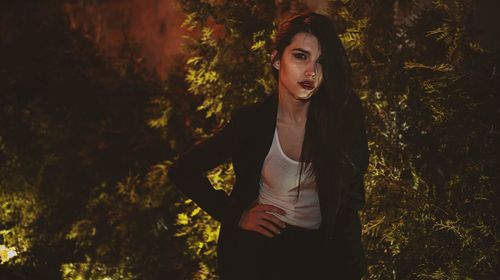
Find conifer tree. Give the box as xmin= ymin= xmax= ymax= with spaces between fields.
xmin=1 ymin=0 xmax=497 ymax=279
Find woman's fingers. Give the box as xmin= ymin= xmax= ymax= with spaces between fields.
xmin=252 ymin=225 xmax=274 ymax=238
xmin=262 ymin=213 xmax=287 ymax=229
xmin=239 ymin=203 xmax=288 ymax=237
xmin=253 ymin=204 xmax=287 ymax=228
xmin=258 ymin=219 xmax=282 ymax=235
xmin=253 ymin=204 xmax=286 ymax=215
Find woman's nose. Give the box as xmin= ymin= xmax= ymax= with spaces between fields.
xmin=305 ymin=64 xmax=317 ymax=79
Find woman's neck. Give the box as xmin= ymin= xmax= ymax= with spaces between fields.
xmin=277 ymin=91 xmax=310 ymax=127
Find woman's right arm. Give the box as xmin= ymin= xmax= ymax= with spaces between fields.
xmin=168 ymin=109 xmax=246 ymax=227
xmin=169 ymin=107 xmax=287 ymax=235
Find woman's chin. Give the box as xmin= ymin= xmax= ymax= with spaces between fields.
xmin=295 ymin=91 xmax=315 ymax=101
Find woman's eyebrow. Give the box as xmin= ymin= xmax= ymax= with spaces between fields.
xmin=291 ymin=48 xmax=310 ymax=55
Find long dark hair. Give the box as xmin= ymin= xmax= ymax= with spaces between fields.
xmin=271 ymin=12 xmax=354 ymax=206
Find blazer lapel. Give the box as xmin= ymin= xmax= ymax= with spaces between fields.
xmin=255 ymin=93 xmax=278 ymax=163
xmin=245 ymin=94 xmax=278 ymax=200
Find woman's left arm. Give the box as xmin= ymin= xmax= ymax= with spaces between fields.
xmin=333 ymin=95 xmax=369 ymax=279
xmin=344 ymin=95 xmax=369 ymax=212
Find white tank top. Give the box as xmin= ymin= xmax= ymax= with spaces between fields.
xmin=257 ymin=128 xmax=322 ymax=229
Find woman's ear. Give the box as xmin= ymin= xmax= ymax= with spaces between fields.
xmin=271 ymin=50 xmax=280 ymax=70
xmin=273 ymin=61 xmax=280 ymax=70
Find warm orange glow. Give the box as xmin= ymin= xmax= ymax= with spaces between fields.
xmin=63 ymin=0 xmax=328 ymax=80
xmin=64 ymin=0 xmax=186 ymax=79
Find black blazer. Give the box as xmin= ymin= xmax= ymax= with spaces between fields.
xmin=169 ymin=93 xmax=369 ymax=279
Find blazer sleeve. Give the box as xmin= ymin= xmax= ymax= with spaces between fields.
xmin=332 ymin=95 xmax=369 ymax=279
xmin=168 ymin=109 xmax=246 ymax=226
xmin=344 ymin=95 xmax=369 ymax=212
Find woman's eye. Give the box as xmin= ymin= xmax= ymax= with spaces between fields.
xmin=293 ymin=53 xmax=307 ymax=60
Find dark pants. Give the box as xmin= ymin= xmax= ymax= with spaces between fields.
xmin=219 ymin=224 xmax=328 ymax=280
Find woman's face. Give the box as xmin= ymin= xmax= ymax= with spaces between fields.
xmin=274 ymin=32 xmax=323 ymax=101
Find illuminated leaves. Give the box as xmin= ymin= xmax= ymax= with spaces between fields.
xmin=176 ymin=213 xmax=190 ymax=226
xmin=426 ymin=25 xmax=450 ymax=42
xmin=60 ymin=255 xmax=136 ymax=280
xmin=0 ymin=190 xmax=41 ymax=265
xmin=0 ymin=245 xmax=18 ymax=264
xmin=181 ymin=2 xmax=275 ymax=132
xmin=250 ymin=30 xmax=268 ymax=52
xmin=66 ymin=219 xmax=96 ymax=248
xmin=61 ymin=161 xmax=174 ymax=279
xmin=340 ymin=18 xmax=368 ymax=51
xmin=404 ymin=62 xmax=454 ymax=72
xmin=147 ymin=96 xmax=172 ymax=129
xmin=173 ymin=163 xmax=235 ymax=278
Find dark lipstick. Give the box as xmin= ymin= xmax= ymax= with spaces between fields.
xmin=298 ymin=81 xmax=315 ymax=90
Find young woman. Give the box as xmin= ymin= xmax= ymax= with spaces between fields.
xmin=169 ymin=12 xmax=369 ymax=279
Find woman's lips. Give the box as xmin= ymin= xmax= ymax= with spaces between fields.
xmin=298 ymin=81 xmax=315 ymax=90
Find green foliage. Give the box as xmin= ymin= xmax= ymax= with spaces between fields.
xmin=0 ymin=190 xmax=41 ymax=265
xmin=1 ymin=0 xmax=497 ymax=279
xmin=1 ymin=2 xmax=185 ymax=278
xmin=60 ymin=162 xmax=175 ymax=279
xmin=173 ymin=164 xmax=235 ymax=279
xmin=334 ymin=0 xmax=498 ymax=278
xmin=178 ymin=0 xmax=277 ymax=124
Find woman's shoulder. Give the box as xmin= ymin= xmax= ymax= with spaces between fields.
xmin=231 ymin=94 xmax=276 ymax=123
